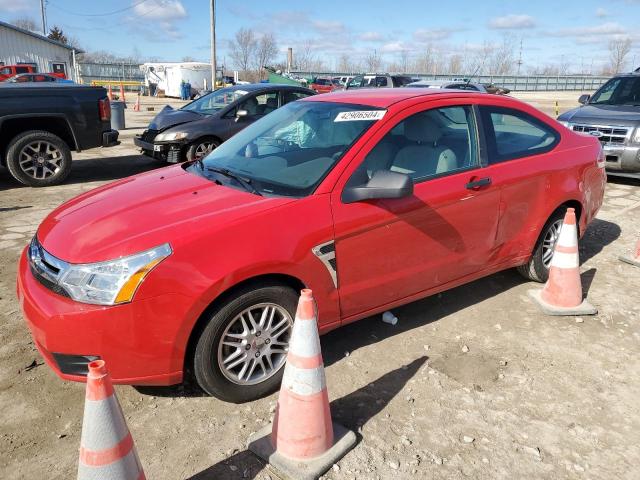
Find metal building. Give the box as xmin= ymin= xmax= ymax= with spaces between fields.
xmin=0 ymin=21 xmax=79 ymax=80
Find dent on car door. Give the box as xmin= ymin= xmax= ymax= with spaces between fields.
xmin=477 ymin=105 xmax=560 ymax=258
xmin=331 ymin=103 xmax=501 ymax=320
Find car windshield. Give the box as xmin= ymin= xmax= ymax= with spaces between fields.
xmin=186 ymin=101 xmax=384 ymax=197
xmin=181 ymin=86 xmax=249 ymax=115
xmin=589 ymin=77 xmax=640 ymax=106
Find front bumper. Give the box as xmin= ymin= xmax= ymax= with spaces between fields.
xmin=102 ymin=129 xmax=120 ymax=147
xmin=134 ymin=136 xmax=183 ymax=163
xmin=16 ymin=247 xmax=188 ymax=386
xmin=602 ymin=143 xmax=640 ymax=176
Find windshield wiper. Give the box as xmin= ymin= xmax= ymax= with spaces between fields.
xmin=206 ymin=167 xmax=262 ymax=196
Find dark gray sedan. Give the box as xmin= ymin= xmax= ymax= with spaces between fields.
xmin=134 ymin=84 xmax=315 ymax=163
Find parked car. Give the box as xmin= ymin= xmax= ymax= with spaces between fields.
xmin=310 ymin=77 xmax=342 ymax=94
xmin=0 ymin=64 xmax=66 ymax=82
xmin=346 ymin=74 xmax=414 ymax=89
xmin=134 ymin=84 xmax=315 ymax=163
xmin=6 ymin=73 xmax=74 ymax=84
xmin=405 ymin=79 xmax=509 ymax=94
xmin=0 ymin=83 xmax=118 ymax=186
xmin=18 ymin=89 xmax=605 ymax=402
xmin=557 ymin=71 xmax=640 ymax=178
xmin=332 ymin=75 xmax=354 ymax=86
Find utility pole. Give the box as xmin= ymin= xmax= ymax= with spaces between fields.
xmin=210 ymin=0 xmax=216 ymax=90
xmin=516 ymin=38 xmax=523 ymax=75
xmin=40 ymin=0 xmax=47 ymax=36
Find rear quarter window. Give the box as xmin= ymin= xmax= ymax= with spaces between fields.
xmin=480 ymin=106 xmax=559 ymax=163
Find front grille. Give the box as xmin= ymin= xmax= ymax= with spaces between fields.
xmin=571 ymin=124 xmax=630 ymax=145
xmin=28 ymin=237 xmax=70 ymax=298
xmin=141 ymin=129 xmax=159 ymax=143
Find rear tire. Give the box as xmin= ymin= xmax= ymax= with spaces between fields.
xmin=193 ymin=283 xmax=298 ymax=402
xmin=517 ymin=209 xmax=568 ymax=282
xmin=6 ymin=130 xmax=72 ymax=187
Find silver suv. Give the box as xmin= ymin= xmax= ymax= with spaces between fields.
xmin=558 ymin=72 xmax=640 ymax=178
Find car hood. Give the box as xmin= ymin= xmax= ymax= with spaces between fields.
xmin=148 ymin=105 xmax=213 ymax=131
xmin=37 ymin=166 xmax=293 ymax=263
xmin=560 ymin=104 xmax=640 ymax=127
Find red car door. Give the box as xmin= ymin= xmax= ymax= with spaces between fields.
xmin=331 ymin=100 xmax=502 ymax=320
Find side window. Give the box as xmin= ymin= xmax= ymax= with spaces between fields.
xmin=16 ymin=66 xmax=30 ymax=74
xmin=282 ymin=91 xmax=312 ymax=105
xmin=240 ymin=92 xmax=278 ymax=117
xmin=347 ymin=75 xmax=364 ymax=89
xmin=480 ymin=107 xmax=559 ymax=163
xmin=375 ymin=76 xmax=388 ymax=87
xmin=0 ymin=67 xmax=10 ymax=75
xmin=347 ymin=106 xmax=478 ymax=187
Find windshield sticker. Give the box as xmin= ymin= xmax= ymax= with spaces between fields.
xmin=334 ymin=110 xmax=386 ymax=122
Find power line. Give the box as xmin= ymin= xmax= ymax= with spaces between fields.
xmin=48 ymin=0 xmax=153 ymax=17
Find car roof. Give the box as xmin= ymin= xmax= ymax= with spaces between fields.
xmin=299 ymin=88 xmax=486 ymax=108
xmin=228 ymin=83 xmax=310 ymax=91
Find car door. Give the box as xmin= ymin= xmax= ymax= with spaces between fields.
xmin=476 ymin=104 xmax=560 ymax=260
xmin=331 ymin=100 xmax=502 ymax=320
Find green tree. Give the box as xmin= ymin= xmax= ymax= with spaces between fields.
xmin=48 ymin=26 xmax=68 ymax=44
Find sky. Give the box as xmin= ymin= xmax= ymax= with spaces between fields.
xmin=1 ymin=0 xmax=640 ymax=73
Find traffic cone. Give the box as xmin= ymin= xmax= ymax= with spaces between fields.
xmin=120 ymin=83 xmax=126 ymax=103
xmin=133 ymin=94 xmax=141 ymax=112
xmin=529 ymin=208 xmax=597 ymax=316
xmin=248 ymin=289 xmax=356 ymax=480
xmin=619 ymin=236 xmax=640 ymax=268
xmin=107 ymin=84 xmax=113 ymax=101
xmin=77 ymin=360 xmax=145 ymax=480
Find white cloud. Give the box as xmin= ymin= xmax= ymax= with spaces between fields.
xmin=595 ymin=7 xmax=609 ymax=17
xmin=413 ymin=28 xmax=454 ymax=42
xmin=311 ymin=20 xmax=345 ymax=34
xmin=133 ymin=0 xmax=187 ymax=21
xmin=488 ymin=14 xmax=536 ymax=29
xmin=0 ymin=0 xmax=36 ymax=12
xmin=360 ymin=31 xmax=385 ymax=42
xmin=380 ymin=41 xmax=410 ymax=53
xmin=550 ymin=22 xmax=627 ymax=37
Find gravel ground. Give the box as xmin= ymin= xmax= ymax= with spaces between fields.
xmin=1 ymin=92 xmax=639 ymax=480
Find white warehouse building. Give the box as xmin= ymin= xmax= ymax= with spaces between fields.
xmin=0 ymin=21 xmax=79 ymax=80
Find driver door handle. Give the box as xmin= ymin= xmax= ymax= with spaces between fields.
xmin=466 ymin=177 xmax=492 ymax=190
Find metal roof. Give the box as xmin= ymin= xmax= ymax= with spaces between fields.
xmin=0 ymin=21 xmax=82 ymax=52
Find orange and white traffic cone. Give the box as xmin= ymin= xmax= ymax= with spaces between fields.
xmin=529 ymin=208 xmax=597 ymax=316
xmin=119 ymin=83 xmax=126 ymax=103
xmin=133 ymin=94 xmax=141 ymax=112
xmin=619 ymin=236 xmax=640 ymax=268
xmin=107 ymin=84 xmax=113 ymax=101
xmin=248 ymin=289 xmax=356 ymax=480
xmin=77 ymin=360 xmax=145 ymax=480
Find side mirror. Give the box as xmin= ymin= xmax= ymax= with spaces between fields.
xmin=578 ymin=94 xmax=590 ymax=105
xmin=235 ymin=109 xmax=248 ymax=122
xmin=342 ymin=170 xmax=413 ymax=204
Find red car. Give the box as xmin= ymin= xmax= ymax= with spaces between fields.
xmin=310 ymin=77 xmax=342 ymax=94
xmin=17 ymin=89 xmax=605 ymax=402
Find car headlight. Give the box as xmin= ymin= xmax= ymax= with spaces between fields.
xmin=557 ymin=120 xmax=571 ymax=128
xmin=57 ymin=243 xmax=172 ymax=305
xmin=633 ymin=127 xmax=640 ymax=144
xmin=155 ymin=131 xmax=188 ymax=142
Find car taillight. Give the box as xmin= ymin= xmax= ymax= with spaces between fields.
xmin=99 ymin=97 xmax=111 ymax=122
xmin=597 ymin=147 xmax=605 ymax=168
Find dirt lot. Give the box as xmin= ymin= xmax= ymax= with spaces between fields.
xmin=1 ymin=92 xmax=639 ymax=480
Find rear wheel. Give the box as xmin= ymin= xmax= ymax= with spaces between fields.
xmin=6 ymin=130 xmax=72 ymax=187
xmin=517 ymin=209 xmax=567 ymax=282
xmin=193 ymin=283 xmax=297 ymax=402
xmin=186 ymin=138 xmax=219 ymax=162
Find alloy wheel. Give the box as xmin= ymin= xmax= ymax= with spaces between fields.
xmin=542 ymin=219 xmax=564 ymax=268
xmin=217 ymin=303 xmax=292 ymax=385
xmin=194 ymin=142 xmax=214 ymax=159
xmin=18 ymin=141 xmax=63 ymax=180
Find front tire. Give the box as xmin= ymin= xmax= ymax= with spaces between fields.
xmin=6 ymin=130 xmax=72 ymax=187
xmin=517 ymin=209 xmax=567 ymax=282
xmin=185 ymin=137 xmax=219 ymax=162
xmin=193 ymin=283 xmax=297 ymax=402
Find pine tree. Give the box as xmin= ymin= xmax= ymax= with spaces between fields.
xmin=48 ymin=26 xmax=68 ymax=44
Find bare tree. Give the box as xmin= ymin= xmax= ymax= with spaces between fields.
xmin=182 ymin=56 xmax=197 ymax=62
xmin=295 ymin=40 xmax=316 ymax=71
xmin=609 ymin=38 xmax=633 ymax=74
xmin=255 ymin=33 xmax=278 ymax=79
xmin=229 ymin=28 xmax=257 ymax=73
xmin=399 ymin=50 xmax=410 ymax=73
xmin=448 ymin=54 xmax=463 ymax=74
xmin=364 ymin=50 xmax=381 ymax=73
xmin=11 ymin=17 xmax=38 ymax=32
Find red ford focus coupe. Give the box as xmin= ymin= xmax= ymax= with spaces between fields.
xmin=17 ymin=89 xmax=605 ymax=402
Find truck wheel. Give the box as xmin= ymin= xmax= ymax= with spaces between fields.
xmin=193 ymin=283 xmax=297 ymax=402
xmin=517 ymin=209 xmax=568 ymax=282
xmin=186 ymin=138 xmax=219 ymax=162
xmin=6 ymin=130 xmax=72 ymax=187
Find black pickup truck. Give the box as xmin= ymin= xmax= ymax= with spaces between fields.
xmin=0 ymin=83 xmax=119 ymax=187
